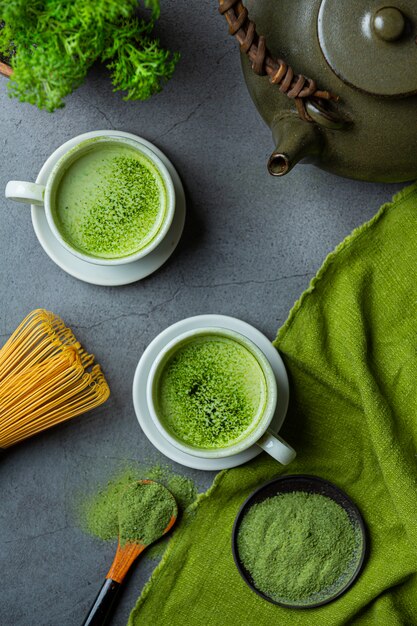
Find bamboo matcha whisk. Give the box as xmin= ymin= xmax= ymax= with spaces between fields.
xmin=0 ymin=309 xmax=110 ymax=448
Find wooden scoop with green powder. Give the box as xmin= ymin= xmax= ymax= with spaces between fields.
xmin=82 ymin=480 xmax=177 ymax=626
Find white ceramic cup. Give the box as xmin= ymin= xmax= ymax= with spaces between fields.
xmin=146 ymin=327 xmax=296 ymax=465
xmin=5 ymin=134 xmax=175 ymax=266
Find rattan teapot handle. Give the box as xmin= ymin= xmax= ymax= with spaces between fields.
xmin=218 ymin=0 xmax=340 ymax=122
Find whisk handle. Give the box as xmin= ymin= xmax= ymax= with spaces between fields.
xmin=81 ymin=578 xmax=121 ymax=626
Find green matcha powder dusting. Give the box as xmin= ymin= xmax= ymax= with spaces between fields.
xmin=80 ymin=156 xmax=162 ymax=257
xmin=157 ymin=337 xmax=266 ymax=449
xmin=237 ymin=491 xmax=362 ymax=605
xmin=56 ymin=145 xmax=165 ymax=259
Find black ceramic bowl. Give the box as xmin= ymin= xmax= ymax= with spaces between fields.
xmin=232 ymin=474 xmax=367 ymax=609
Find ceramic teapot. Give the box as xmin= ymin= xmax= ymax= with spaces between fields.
xmin=219 ymin=0 xmax=417 ymax=182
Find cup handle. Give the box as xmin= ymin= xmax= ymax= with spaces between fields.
xmin=5 ymin=181 xmax=45 ymax=206
xmin=256 ymin=429 xmax=296 ymax=465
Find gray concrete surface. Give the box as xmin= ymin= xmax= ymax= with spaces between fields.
xmin=0 ymin=2 xmax=402 ymax=625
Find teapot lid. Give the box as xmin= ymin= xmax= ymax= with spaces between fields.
xmin=318 ymin=0 xmax=417 ymax=96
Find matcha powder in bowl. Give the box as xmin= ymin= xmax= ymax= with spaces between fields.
xmin=233 ymin=475 xmax=366 ymax=608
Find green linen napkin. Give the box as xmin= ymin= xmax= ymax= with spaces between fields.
xmin=129 ymin=184 xmax=417 ymax=626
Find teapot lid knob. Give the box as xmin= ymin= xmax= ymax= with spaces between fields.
xmin=318 ymin=0 xmax=417 ymax=96
xmin=373 ymin=6 xmax=405 ymax=41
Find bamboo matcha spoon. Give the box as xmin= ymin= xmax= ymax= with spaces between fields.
xmin=82 ymin=480 xmax=177 ymax=626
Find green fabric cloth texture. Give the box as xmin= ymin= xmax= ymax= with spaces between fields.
xmin=129 ymin=184 xmax=417 ymax=626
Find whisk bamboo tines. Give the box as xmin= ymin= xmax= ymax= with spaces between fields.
xmin=0 ymin=309 xmax=110 ymax=448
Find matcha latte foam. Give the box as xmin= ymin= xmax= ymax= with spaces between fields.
xmin=53 ymin=141 xmax=167 ymax=259
xmin=154 ymin=334 xmax=269 ymax=449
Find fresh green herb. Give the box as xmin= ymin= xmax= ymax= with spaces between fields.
xmin=0 ymin=0 xmax=179 ymax=111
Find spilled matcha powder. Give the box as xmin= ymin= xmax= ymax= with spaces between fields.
xmin=81 ymin=465 xmax=197 ymax=553
xmin=237 ymin=491 xmax=363 ymax=605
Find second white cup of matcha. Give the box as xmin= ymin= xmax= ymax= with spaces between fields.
xmin=5 ymin=134 xmax=175 ymax=265
xmin=147 ymin=327 xmax=296 ymax=465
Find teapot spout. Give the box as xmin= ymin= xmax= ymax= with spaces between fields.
xmin=268 ymin=116 xmax=322 ymax=176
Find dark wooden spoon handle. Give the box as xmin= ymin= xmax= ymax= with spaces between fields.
xmin=81 ymin=542 xmax=144 ymax=626
xmin=80 ymin=491 xmax=176 ymax=625
xmin=81 ymin=578 xmax=121 ymax=626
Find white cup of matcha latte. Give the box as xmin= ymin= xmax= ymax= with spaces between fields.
xmin=5 ymin=135 xmax=175 ymax=265
xmin=147 ymin=328 xmax=296 ymax=464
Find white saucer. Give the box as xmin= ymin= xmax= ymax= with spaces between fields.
xmin=132 ymin=315 xmax=290 ymax=470
xmin=31 ymin=131 xmax=186 ymax=286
